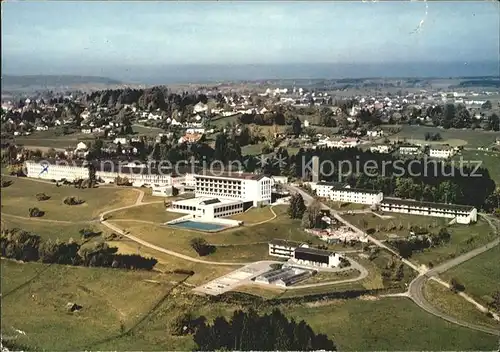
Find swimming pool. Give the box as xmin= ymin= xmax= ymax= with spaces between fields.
xmin=169 ymin=220 xmax=227 ymax=232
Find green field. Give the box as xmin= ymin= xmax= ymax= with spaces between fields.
xmin=441 ymin=246 xmax=500 ymax=309
xmin=0 ymin=259 xmax=182 ymax=351
xmin=411 ymin=219 xmax=496 ymax=265
xmin=0 ymin=216 xmax=101 ymax=242
xmin=453 ymin=149 xmax=500 ymax=186
xmin=345 ymin=212 xmax=448 ymax=240
xmin=1 ymin=177 xmax=138 ymax=222
xmin=2 ymin=259 xmax=498 ymax=351
xmin=12 ymin=129 xmax=97 ymax=149
xmin=384 ymin=125 xmax=499 ymax=148
xmin=110 ymin=203 xmax=179 ymax=223
xmin=423 ymin=280 xmax=499 ymax=330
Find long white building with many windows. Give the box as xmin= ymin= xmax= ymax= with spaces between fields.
xmin=380 ymin=197 xmax=477 ymax=225
xmin=194 ymin=172 xmax=273 ymax=206
xmin=25 ymin=160 xmax=174 ymax=187
xmin=312 ymin=182 xmax=383 ymax=205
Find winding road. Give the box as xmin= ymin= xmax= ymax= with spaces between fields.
xmin=285 ymin=183 xmax=500 ymax=336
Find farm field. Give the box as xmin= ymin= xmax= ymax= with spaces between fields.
xmin=12 ymin=129 xmax=98 ymax=149
xmin=383 ymin=124 xmax=499 ymax=148
xmin=441 ymin=246 xmax=500 ymax=309
xmin=423 ymin=280 xmax=499 ymax=330
xmin=1 ymin=177 xmax=138 ymax=222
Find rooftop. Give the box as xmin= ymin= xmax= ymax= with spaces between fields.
xmin=195 ymin=171 xmax=268 ymax=181
xmin=381 ymin=197 xmax=475 ymax=212
xmin=295 ymin=246 xmax=335 ymax=257
xmin=270 ymin=239 xmax=302 ymax=247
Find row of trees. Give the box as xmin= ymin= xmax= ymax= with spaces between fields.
xmin=0 ymin=229 xmax=157 ymax=270
xmin=186 ymin=308 xmax=336 ymax=351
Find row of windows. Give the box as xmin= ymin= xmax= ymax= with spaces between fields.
xmin=381 ymin=205 xmax=470 ymax=215
xmin=214 ymin=204 xmax=243 ymax=213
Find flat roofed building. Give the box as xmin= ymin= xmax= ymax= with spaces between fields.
xmin=24 ymin=160 xmax=174 ymax=187
xmin=194 ymin=171 xmax=273 ymax=206
xmin=170 ymin=197 xmax=244 ymax=219
xmin=312 ymin=181 xmax=347 ymax=198
xmin=330 ymin=186 xmax=383 ymax=205
xmin=429 ymin=145 xmax=454 ymax=159
xmin=292 ymin=246 xmax=341 ymax=268
xmin=268 ymin=239 xmax=302 ymax=258
xmin=380 ymin=197 xmax=477 ymax=224
xmin=399 ymin=145 xmax=421 ymax=155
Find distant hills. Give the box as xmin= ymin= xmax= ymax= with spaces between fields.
xmin=2 ymin=75 xmax=123 ymax=90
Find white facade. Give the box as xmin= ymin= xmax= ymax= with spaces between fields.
xmin=313 ymin=183 xmax=383 ymax=205
xmin=194 ymin=173 xmax=272 ymax=206
xmin=292 ymin=246 xmax=341 ymax=268
xmin=24 ymin=160 xmax=174 ymax=187
xmin=399 ymin=146 xmax=420 ymax=155
xmin=152 ymin=185 xmax=173 ymax=197
xmin=380 ymin=198 xmax=477 ymax=224
xmin=170 ymin=197 xmax=244 ymax=219
xmin=330 ymin=187 xmax=383 ymax=205
xmin=268 ymin=240 xmax=299 ymax=258
xmin=370 ymin=145 xmax=391 ymax=154
xmin=429 ymin=147 xmax=454 ymax=159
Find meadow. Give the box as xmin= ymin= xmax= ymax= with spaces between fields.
xmin=1 ymin=176 xmax=138 ymax=222
xmin=423 ymin=280 xmax=499 ymax=330
xmin=441 ymin=247 xmax=500 ymax=309
xmin=3 ymin=259 xmax=496 ymax=351
xmin=383 ymin=124 xmax=499 ymax=148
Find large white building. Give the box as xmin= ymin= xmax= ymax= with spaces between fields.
xmin=24 ymin=160 xmax=174 ymax=187
xmin=429 ymin=145 xmax=455 ymax=159
xmin=194 ymin=172 xmax=273 ymax=206
xmin=312 ymin=182 xmax=383 ymax=205
xmin=168 ymin=171 xmax=274 ymax=221
xmin=380 ymin=197 xmax=477 ymax=225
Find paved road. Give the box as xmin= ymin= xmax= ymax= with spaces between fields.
xmin=285 ymin=183 xmax=500 ymax=336
xmin=408 ymin=235 xmax=500 ymax=336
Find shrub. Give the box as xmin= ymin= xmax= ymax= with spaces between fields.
xmin=190 ymin=237 xmax=216 ymax=256
xmin=450 ymin=277 xmax=465 ymax=292
xmin=173 ymin=269 xmax=195 ymax=276
xmin=36 ymin=193 xmax=50 ymax=201
xmin=28 ymin=207 xmax=44 ymax=217
xmin=63 ymin=196 xmax=85 ymax=206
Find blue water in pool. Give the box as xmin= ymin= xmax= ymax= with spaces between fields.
xmin=170 ymin=221 xmax=226 ymax=231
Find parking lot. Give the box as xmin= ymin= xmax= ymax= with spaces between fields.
xmin=192 ymin=261 xmax=277 ymax=295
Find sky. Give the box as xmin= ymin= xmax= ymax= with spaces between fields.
xmin=1 ymin=1 xmax=499 ymax=79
